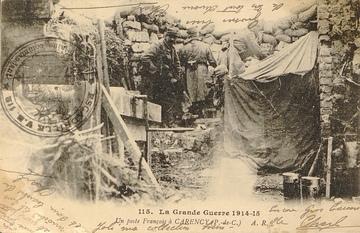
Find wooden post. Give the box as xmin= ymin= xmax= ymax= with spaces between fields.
xmin=95 ymin=45 xmax=103 ymax=127
xmin=326 ymin=136 xmax=333 ymax=199
xmin=98 ymin=19 xmax=111 ymax=93
xmin=98 ymin=19 xmax=113 ymax=155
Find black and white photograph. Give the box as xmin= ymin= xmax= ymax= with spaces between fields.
xmin=1 ymin=0 xmax=360 ymax=232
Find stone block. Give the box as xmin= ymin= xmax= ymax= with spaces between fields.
xmin=126 ymin=31 xmax=150 ymax=42
xmin=319 ymin=35 xmax=331 ymax=42
xmin=339 ymin=0 xmax=351 ymax=6
xmin=330 ymin=4 xmax=343 ymax=14
xmin=321 ymin=123 xmax=331 ymax=135
xmin=318 ymin=26 xmax=330 ymax=35
xmin=122 ymin=21 xmax=141 ymax=31
xmin=319 ymin=63 xmax=332 ymax=71
xmin=319 ymin=70 xmax=333 ymax=78
xmin=318 ymin=20 xmax=330 ymax=28
xmin=317 ymin=4 xmax=329 ymax=14
xmin=318 ymin=12 xmax=330 ymax=20
xmin=320 ymin=108 xmax=332 ymax=115
xmin=131 ymin=42 xmax=151 ymax=53
xmin=321 ymin=114 xmax=331 ymax=123
xmin=319 ymin=56 xmax=333 ymax=64
xmin=320 ymin=77 xmax=333 ymax=85
xmin=319 ymin=46 xmax=331 ymax=56
xmin=320 ymin=85 xmax=333 ymax=93
xmin=320 ymin=93 xmax=332 ymax=101
xmin=320 ymin=100 xmax=333 ymax=109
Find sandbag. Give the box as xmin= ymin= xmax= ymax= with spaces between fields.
xmin=291 ymin=21 xmax=305 ymax=30
xmin=177 ymin=30 xmax=189 ymax=39
xmin=276 ymin=18 xmax=291 ymax=30
xmin=284 ymin=28 xmax=309 ymax=37
xmin=263 ymin=21 xmax=275 ymax=34
xmin=275 ymin=34 xmax=292 ymax=43
xmin=299 ymin=5 xmax=317 ymax=22
xmin=212 ymin=29 xmax=232 ymax=39
xmin=202 ymin=33 xmax=217 ymax=45
xmin=262 ymin=33 xmax=278 ymax=46
xmin=149 ymin=32 xmax=159 ymax=43
xmin=290 ymin=0 xmax=316 ymax=14
xmin=200 ymin=23 xmax=215 ymax=35
xmin=122 ymin=20 xmax=141 ymax=31
xmin=126 ymin=31 xmax=150 ymax=42
xmin=273 ymin=27 xmax=284 ymax=36
xmin=141 ymin=22 xmax=159 ymax=34
xmin=131 ymin=42 xmax=150 ymax=53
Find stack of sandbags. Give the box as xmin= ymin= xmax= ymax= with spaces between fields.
xmin=262 ymin=0 xmax=317 ymax=52
xmin=208 ymin=0 xmax=316 ymax=54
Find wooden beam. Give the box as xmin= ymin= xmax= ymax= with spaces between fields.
xmin=101 ymin=85 xmax=160 ymax=189
xmin=98 ymin=19 xmax=110 ymax=93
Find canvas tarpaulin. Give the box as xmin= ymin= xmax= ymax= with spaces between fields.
xmin=223 ymin=31 xmax=320 ymax=172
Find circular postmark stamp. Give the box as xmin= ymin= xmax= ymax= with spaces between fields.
xmin=1 ymin=37 xmax=99 ymax=137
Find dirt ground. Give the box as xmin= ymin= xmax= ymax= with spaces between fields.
xmin=148 ymin=117 xmax=285 ymax=203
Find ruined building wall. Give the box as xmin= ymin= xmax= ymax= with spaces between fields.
xmin=318 ymin=0 xmax=360 ymax=197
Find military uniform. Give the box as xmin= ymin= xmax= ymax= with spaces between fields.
xmin=141 ymin=31 xmax=183 ymax=126
xmin=178 ymin=27 xmax=217 ymax=117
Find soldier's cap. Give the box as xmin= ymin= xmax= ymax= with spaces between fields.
xmin=214 ymin=64 xmax=228 ymax=76
xmin=165 ymin=27 xmax=179 ymax=37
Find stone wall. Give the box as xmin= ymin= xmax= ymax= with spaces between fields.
xmin=318 ymin=0 xmax=359 ymax=138
xmin=317 ymin=0 xmax=360 ymax=197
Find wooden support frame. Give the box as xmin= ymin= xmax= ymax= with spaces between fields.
xmin=101 ymin=84 xmax=160 ymax=190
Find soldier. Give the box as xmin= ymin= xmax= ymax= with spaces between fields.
xmin=178 ymin=26 xmax=217 ymax=118
xmin=140 ymin=27 xmax=184 ymax=127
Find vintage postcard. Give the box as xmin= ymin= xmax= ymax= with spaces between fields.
xmin=1 ymin=0 xmax=360 ymax=232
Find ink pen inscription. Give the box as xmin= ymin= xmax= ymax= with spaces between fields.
xmin=129 ymin=3 xmax=169 ymax=16
xmin=297 ymin=204 xmax=360 ymax=231
xmin=182 ymin=3 xmax=283 ymax=29
xmin=1 ymin=168 xmax=58 ymax=196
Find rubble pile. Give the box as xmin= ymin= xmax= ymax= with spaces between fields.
xmin=149 ymin=124 xmax=218 ymax=200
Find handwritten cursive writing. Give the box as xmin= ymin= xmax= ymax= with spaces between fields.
xmin=129 ymin=3 xmax=169 ymax=16
xmin=185 ymin=20 xmax=214 ymax=30
xmin=182 ymin=5 xmax=218 ymax=14
xmin=298 ymin=214 xmax=348 ymax=231
xmin=147 ymin=223 xmax=190 ymax=231
xmin=1 ymin=168 xmax=59 ymax=196
xmin=330 ymin=201 xmax=360 ymax=211
xmin=300 ymin=204 xmax=323 ymax=219
xmin=202 ymin=220 xmax=225 ymax=230
xmin=217 ymin=5 xmax=244 ymax=14
xmin=92 ymin=219 xmax=125 ymax=233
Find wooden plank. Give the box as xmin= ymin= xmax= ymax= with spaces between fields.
xmin=101 ymin=85 xmax=160 ymax=189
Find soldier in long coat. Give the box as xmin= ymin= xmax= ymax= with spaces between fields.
xmin=178 ymin=27 xmax=217 ymax=118
xmin=141 ymin=27 xmax=184 ymax=127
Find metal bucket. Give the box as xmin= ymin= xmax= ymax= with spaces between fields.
xmin=301 ymin=176 xmax=320 ymax=200
xmin=283 ymin=172 xmax=300 ymax=200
